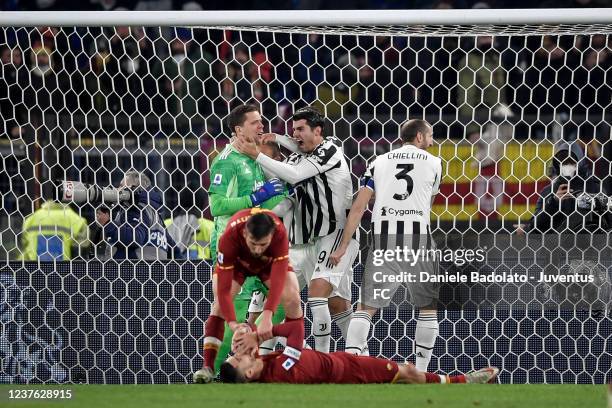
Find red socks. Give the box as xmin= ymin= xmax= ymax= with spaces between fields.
xmin=424 ymin=373 xmax=467 ymax=384
xmin=424 ymin=372 xmax=441 ymax=383
xmin=449 ymin=374 xmax=466 ymax=383
xmin=203 ymin=315 xmax=225 ymax=370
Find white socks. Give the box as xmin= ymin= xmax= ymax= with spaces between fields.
xmin=258 ymin=337 xmax=277 ymax=355
xmin=415 ymin=310 xmax=438 ymax=372
xmin=331 ymin=309 xmax=353 ymax=340
xmin=345 ymin=311 xmax=372 ymax=355
xmin=259 ymin=336 xmax=310 ymax=354
xmin=309 ymin=297 xmax=331 ymax=353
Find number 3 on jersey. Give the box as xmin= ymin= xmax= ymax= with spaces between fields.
xmin=393 ymin=163 xmax=414 ymax=200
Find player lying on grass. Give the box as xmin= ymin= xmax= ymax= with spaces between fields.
xmin=219 ymin=318 xmax=499 ymax=384
xmin=193 ymin=209 xmax=303 ymax=383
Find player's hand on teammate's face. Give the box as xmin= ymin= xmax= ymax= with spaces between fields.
xmin=231 ymin=325 xmax=252 ymax=351
xmin=234 ymin=137 xmax=259 ymax=159
xmin=261 ymin=133 xmax=277 ymax=145
xmin=232 ymin=330 xmax=259 ymax=356
xmin=230 ymin=323 xmax=254 ymax=354
xmin=329 ymin=246 xmax=346 ymax=267
xmin=256 ymin=312 xmax=274 ymax=341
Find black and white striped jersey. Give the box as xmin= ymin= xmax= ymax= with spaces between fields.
xmin=288 ymin=137 xmax=353 ymax=245
xmin=362 ymin=144 xmax=442 ymax=238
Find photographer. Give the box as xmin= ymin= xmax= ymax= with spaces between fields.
xmin=96 ymin=171 xmax=172 ymax=260
xmin=519 ymin=141 xmax=610 ymax=234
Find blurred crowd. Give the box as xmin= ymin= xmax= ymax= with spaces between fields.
xmin=3 ymin=25 xmax=610 ymax=139
xmin=3 ymin=0 xmax=611 ymax=134
xmin=2 ymin=13 xmax=610 ymax=172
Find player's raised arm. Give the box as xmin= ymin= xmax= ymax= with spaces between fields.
xmin=262 ymin=132 xmax=300 ymax=153
xmin=234 ymin=138 xmax=322 ymax=185
xmin=257 ymin=151 xmax=323 ymax=185
xmin=235 ymin=109 xmax=343 ymax=186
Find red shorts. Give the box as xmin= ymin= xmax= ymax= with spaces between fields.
xmin=331 ymin=353 xmax=400 ymax=384
xmin=213 ymin=263 xmax=293 ymax=286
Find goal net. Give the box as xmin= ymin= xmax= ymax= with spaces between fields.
xmin=1 ymin=9 xmax=611 ymax=384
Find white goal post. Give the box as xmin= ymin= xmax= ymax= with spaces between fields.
xmin=0 ymin=9 xmax=611 ymax=385
xmin=2 ymin=8 xmax=612 ymax=27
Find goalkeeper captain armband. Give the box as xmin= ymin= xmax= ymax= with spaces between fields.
xmin=250 ymin=178 xmax=284 ymax=206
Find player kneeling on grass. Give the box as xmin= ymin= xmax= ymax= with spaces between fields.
xmin=220 ymin=319 xmax=498 ymax=385
xmin=193 ymin=208 xmax=303 ymax=383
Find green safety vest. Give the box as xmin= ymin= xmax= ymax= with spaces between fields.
xmin=21 ymin=201 xmax=89 ymax=261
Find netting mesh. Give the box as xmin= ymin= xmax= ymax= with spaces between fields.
xmin=208 ymin=23 xmax=612 ymax=36
xmin=0 ymin=23 xmax=611 ymax=384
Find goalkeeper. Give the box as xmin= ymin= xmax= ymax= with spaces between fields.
xmin=201 ymin=104 xmax=288 ymax=381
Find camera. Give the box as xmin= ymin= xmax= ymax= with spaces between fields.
xmin=59 ymin=181 xmax=132 ymax=205
xmin=553 ymin=175 xmax=586 ymax=195
xmin=576 ymin=192 xmax=612 ymax=212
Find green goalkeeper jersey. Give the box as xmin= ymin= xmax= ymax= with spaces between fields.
xmin=208 ymin=143 xmax=284 ymax=262
xmin=208 ymin=143 xmax=288 ymax=372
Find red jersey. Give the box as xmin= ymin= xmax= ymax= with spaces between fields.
xmin=216 ymin=208 xmax=289 ymax=322
xmin=259 ymin=350 xmax=399 ymax=384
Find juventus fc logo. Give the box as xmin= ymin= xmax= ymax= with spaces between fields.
xmin=319 ymin=323 xmax=328 ymax=332
xmin=381 ymin=206 xmax=388 ymax=216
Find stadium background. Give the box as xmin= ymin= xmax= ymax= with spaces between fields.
xmin=1 ymin=0 xmax=611 ymax=386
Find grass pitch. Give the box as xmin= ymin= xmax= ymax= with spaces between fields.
xmin=0 ymin=384 xmax=606 ymax=408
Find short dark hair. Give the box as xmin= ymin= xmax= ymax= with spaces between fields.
xmin=227 ymin=104 xmax=259 ymax=135
xmin=292 ymin=106 xmax=325 ymax=132
xmin=219 ymin=361 xmax=246 ymax=383
xmin=245 ymin=212 xmax=276 ymax=240
xmin=400 ymin=119 xmax=432 ymax=143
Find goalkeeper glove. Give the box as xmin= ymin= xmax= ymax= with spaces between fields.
xmin=250 ymin=178 xmax=284 ymax=206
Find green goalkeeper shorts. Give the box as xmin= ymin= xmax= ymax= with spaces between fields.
xmin=235 ymin=276 xmax=268 ymax=301
xmin=214 ymin=276 xmax=286 ymax=372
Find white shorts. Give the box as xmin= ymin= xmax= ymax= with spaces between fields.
xmin=248 ymin=230 xmax=359 ymax=312
xmin=289 ymin=229 xmax=358 ymax=301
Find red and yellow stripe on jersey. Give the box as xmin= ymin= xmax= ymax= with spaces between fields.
xmin=214 ymin=208 xmax=290 ymax=323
